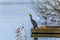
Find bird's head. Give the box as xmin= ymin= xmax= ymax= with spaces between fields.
xmin=28 ymin=14 xmax=32 ymax=19
xmin=28 ymin=14 xmax=32 ymax=16
xmin=28 ymin=14 xmax=32 ymax=18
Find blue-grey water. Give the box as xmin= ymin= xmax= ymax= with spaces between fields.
xmin=0 ymin=2 xmax=60 ymax=40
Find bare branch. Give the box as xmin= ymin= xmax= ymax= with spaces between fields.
xmin=32 ymin=0 xmax=60 ymax=25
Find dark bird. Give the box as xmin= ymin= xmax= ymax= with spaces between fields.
xmin=28 ymin=14 xmax=38 ymax=29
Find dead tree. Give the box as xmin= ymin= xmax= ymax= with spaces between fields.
xmin=32 ymin=0 xmax=60 ymax=26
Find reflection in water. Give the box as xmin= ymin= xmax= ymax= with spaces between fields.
xmin=36 ymin=37 xmax=56 ymax=40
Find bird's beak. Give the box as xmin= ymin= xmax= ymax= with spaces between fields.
xmin=28 ymin=14 xmax=30 ymax=16
xmin=28 ymin=14 xmax=29 ymax=15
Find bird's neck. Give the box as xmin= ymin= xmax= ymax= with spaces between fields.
xmin=30 ymin=16 xmax=32 ymax=19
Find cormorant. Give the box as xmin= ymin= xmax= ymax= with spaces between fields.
xmin=28 ymin=14 xmax=38 ymax=29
